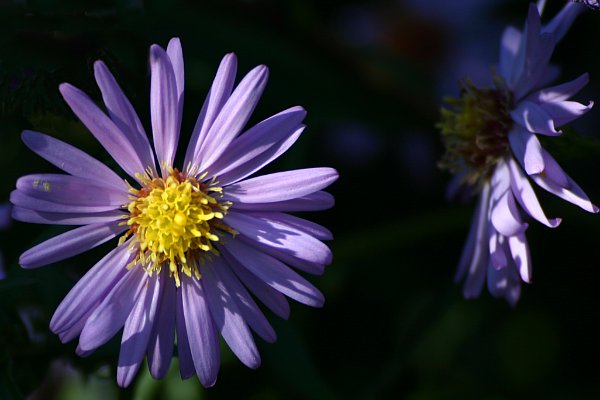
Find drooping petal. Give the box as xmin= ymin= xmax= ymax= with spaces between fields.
xmin=528 ymin=73 xmax=589 ymax=103
xmin=455 ymin=182 xmax=488 ymax=282
xmin=510 ymin=100 xmax=561 ymax=136
xmin=488 ymin=229 xmax=508 ymax=270
xmin=201 ymin=259 xmax=261 ymax=368
xmin=185 ymin=53 xmax=237 ymax=170
xmin=19 ymin=220 xmax=127 ymax=269
xmin=50 ymin=241 xmax=134 ymax=335
xmin=508 ymin=126 xmax=545 ymax=175
xmin=207 ymin=106 xmax=306 ymax=182
xmin=59 ymin=83 xmax=147 ymax=179
xmin=117 ymin=274 xmax=161 ymax=388
xmin=181 ymin=273 xmax=220 ymax=387
xmin=224 ymin=211 xmax=332 ymax=266
xmin=12 ymin=207 xmax=125 ymax=226
xmin=94 ymin=61 xmax=156 ymax=174
xmin=223 ymin=168 xmax=338 ymax=204
xmin=487 ymin=257 xmax=521 ymax=306
xmin=16 ymin=174 xmax=128 ymax=207
xmin=540 ymin=100 xmax=593 ymax=127
xmin=508 ymin=233 xmax=532 ymax=283
xmin=490 ymin=191 xmax=527 ymax=237
xmin=223 ymin=240 xmax=324 ymax=307
xmin=226 ymin=253 xmax=290 ymax=320
xmin=21 ymin=130 xmax=127 ymax=191
xmin=150 ymin=44 xmax=180 ymax=175
xmin=507 ymin=158 xmax=561 ymax=227
xmin=230 ymin=191 xmax=335 ymax=212
xmin=78 ymin=266 xmax=147 ymax=352
xmin=147 ymin=270 xmax=176 ymax=379
xmin=198 ymin=65 xmax=269 ymax=173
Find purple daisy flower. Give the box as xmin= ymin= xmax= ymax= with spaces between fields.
xmin=10 ymin=38 xmax=338 ymax=387
xmin=438 ymin=2 xmax=596 ymax=305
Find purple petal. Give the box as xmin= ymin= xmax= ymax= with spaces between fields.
xmin=507 ymin=158 xmax=561 ymax=227
xmin=499 ymin=26 xmax=522 ymax=81
xmin=50 ymin=241 xmax=133 ymax=334
xmin=21 ymin=130 xmax=127 ymax=191
xmin=528 ymin=73 xmax=589 ymax=103
xmin=540 ymin=100 xmax=593 ymax=127
xmin=508 ymin=126 xmax=545 ymax=175
xmin=175 ymin=289 xmax=195 ymax=379
xmin=226 ymin=254 xmax=290 ymax=320
xmin=487 ymin=258 xmax=521 ymax=306
xmin=223 ymin=240 xmax=324 ymax=307
xmin=244 ymin=212 xmax=333 ymax=241
xmin=488 ymin=230 xmax=508 ymax=270
xmin=531 ymin=150 xmax=598 ymax=213
xmin=207 ymin=106 xmax=306 ymax=183
xmin=12 ymin=207 xmax=125 ymax=226
xmin=16 ymin=174 xmax=128 ymax=206
xmin=150 ymin=44 xmax=180 ymax=175
xmin=10 ymin=190 xmax=120 ymax=214
xmin=508 ymin=233 xmax=532 ymax=283
xmin=147 ymin=270 xmax=176 ymax=379
xmin=231 ymin=191 xmax=335 ymax=212
xmin=185 ymin=53 xmax=237 ymax=171
xmin=542 ymin=2 xmax=585 ymax=43
xmin=58 ymin=306 xmax=96 ymax=343
xmin=19 ymin=220 xmax=126 ymax=269
xmin=198 ymin=65 xmax=269 ymax=173
xmin=59 ymin=83 xmax=147 ymax=179
xmin=224 ymin=168 xmax=338 ymax=205
xmin=94 ymin=61 xmax=156 ymax=174
xmin=181 ymin=273 xmax=220 ymax=387
xmin=166 ymin=38 xmax=185 ymax=109
xmin=201 ymin=259 xmax=261 ymax=368
xmin=117 ymin=274 xmax=161 ymax=388
xmin=510 ymin=100 xmax=561 ymax=136
xmin=78 ymin=266 xmax=147 ymax=352
xmin=225 ymin=211 xmax=332 ymax=266
xmin=490 ymin=191 xmax=527 ymax=237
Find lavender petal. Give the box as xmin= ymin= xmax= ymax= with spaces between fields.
xmin=508 ymin=126 xmax=544 ymax=175
xmin=10 ymin=190 xmax=121 ymax=214
xmin=12 ymin=207 xmax=125 ymax=226
xmin=147 ymin=270 xmax=176 ymax=379
xmin=230 ymin=191 xmax=335 ymax=212
xmin=508 ymin=233 xmax=532 ymax=283
xmin=510 ymin=100 xmax=561 ymax=136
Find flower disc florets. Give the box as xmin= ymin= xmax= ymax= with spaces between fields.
xmin=438 ymin=78 xmax=514 ymax=186
xmin=121 ymin=169 xmax=234 ymax=286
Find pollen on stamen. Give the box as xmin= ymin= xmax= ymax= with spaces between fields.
xmin=120 ymin=168 xmax=236 ymax=286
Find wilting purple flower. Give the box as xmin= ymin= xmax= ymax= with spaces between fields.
xmin=438 ymin=3 xmax=596 ymax=305
xmin=10 ymin=38 xmax=338 ymax=387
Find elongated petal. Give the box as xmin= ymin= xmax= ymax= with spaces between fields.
xmin=166 ymin=38 xmax=185 ymax=108
xmin=59 ymin=83 xmax=146 ymax=179
xmin=10 ymin=190 xmax=120 ymax=214
xmin=225 ymin=211 xmax=332 ymax=266
xmin=511 ymin=100 xmax=561 ymax=136
xmin=230 ymin=191 xmax=335 ymax=212
xmin=508 ymin=233 xmax=532 ymax=283
xmin=150 ymin=44 xmax=180 ymax=175
xmin=455 ymin=183 xmax=488 ymax=282
xmin=507 ymin=158 xmax=560 ymax=227
xmin=226 ymin=253 xmax=290 ymax=320
xmin=202 ymin=260 xmax=261 ymax=368
xmin=487 ymin=258 xmax=521 ymax=306
xmin=198 ymin=65 xmax=269 ymax=172
xmin=181 ymin=273 xmax=220 ymax=387
xmin=508 ymin=126 xmax=544 ymax=175
xmin=94 ymin=61 xmax=155 ymax=174
xmin=51 ymin=241 xmax=134 ymax=334
xmin=245 ymin=212 xmax=333 ymax=241
xmin=528 ymin=73 xmax=589 ymax=103
xmin=488 ymin=230 xmax=507 ymax=270
xmin=541 ymin=100 xmax=593 ymax=127
xmin=147 ymin=270 xmax=176 ymax=379
xmin=542 ymin=2 xmax=585 ymax=43
xmin=12 ymin=207 xmax=125 ymax=226
xmin=117 ymin=275 xmax=161 ymax=387
xmin=490 ymin=191 xmax=527 ymax=237
xmin=224 ymin=168 xmax=338 ymax=204
xmin=224 ymin=240 xmax=324 ymax=307
xmin=208 ymin=106 xmax=306 ymax=180
xmin=175 ymin=289 xmax=195 ymax=379
xmin=19 ymin=220 xmax=126 ymax=268
xmin=78 ymin=266 xmax=147 ymax=352
xmin=499 ymin=26 xmax=522 ymax=81
xmin=16 ymin=174 xmax=128 ymax=206
xmin=21 ymin=130 xmax=126 ymax=191
xmin=185 ymin=53 xmax=237 ymax=170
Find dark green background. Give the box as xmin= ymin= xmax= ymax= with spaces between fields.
xmin=1 ymin=1 xmax=600 ymax=399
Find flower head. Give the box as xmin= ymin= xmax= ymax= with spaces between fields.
xmin=11 ymin=38 xmax=338 ymax=386
xmin=438 ymin=3 xmax=596 ymax=304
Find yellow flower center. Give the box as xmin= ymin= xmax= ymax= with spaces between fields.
xmin=120 ymin=170 xmax=235 ymax=286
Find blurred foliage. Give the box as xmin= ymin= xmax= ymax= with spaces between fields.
xmin=1 ymin=0 xmax=600 ymax=399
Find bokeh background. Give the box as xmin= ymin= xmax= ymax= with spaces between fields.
xmin=1 ymin=1 xmax=600 ymax=399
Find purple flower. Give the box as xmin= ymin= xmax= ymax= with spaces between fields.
xmin=10 ymin=38 xmax=338 ymax=387
xmin=438 ymin=3 xmax=596 ymax=305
